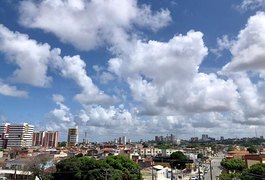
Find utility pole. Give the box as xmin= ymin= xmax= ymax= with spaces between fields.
xmin=13 ymin=164 xmax=17 ymax=180
xmin=198 ymin=163 xmax=201 ymax=180
xmin=152 ymin=164 xmax=154 ymax=180
xmin=210 ymin=160 xmax=213 ymax=180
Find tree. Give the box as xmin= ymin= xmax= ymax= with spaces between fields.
xmin=24 ymin=153 xmax=54 ymax=180
xmin=221 ymin=158 xmax=245 ymax=173
xmin=247 ymin=146 xmax=257 ymax=153
xmin=170 ymin=151 xmax=187 ymax=161
xmin=52 ymin=155 xmax=141 ymax=180
xmin=170 ymin=151 xmax=188 ymax=170
xmin=219 ymin=171 xmax=241 ymax=180
xmin=58 ymin=141 xmax=67 ymax=147
xmin=227 ymin=145 xmax=234 ymax=152
xmin=197 ymin=153 xmax=204 ymax=159
xmin=241 ymin=163 xmax=265 ymax=180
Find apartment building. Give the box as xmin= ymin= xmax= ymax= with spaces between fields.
xmin=32 ymin=131 xmax=59 ymax=148
xmin=0 ymin=123 xmax=34 ymax=148
xmin=68 ymin=127 xmax=78 ymax=146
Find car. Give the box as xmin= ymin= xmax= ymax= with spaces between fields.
xmin=198 ymin=174 xmax=204 ymax=179
xmin=190 ymin=176 xmax=198 ymax=180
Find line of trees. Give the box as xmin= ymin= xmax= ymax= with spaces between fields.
xmin=50 ymin=155 xmax=141 ymax=180
xmin=220 ymin=158 xmax=265 ymax=180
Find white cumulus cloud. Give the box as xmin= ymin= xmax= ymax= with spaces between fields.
xmin=109 ymin=31 xmax=239 ymax=115
xmin=0 ymin=81 xmax=28 ymax=98
xmin=0 ymin=24 xmax=51 ymax=87
xmin=18 ymin=0 xmax=171 ymax=51
xmin=50 ymin=49 xmax=113 ymax=105
xmin=222 ymin=12 xmax=265 ymax=73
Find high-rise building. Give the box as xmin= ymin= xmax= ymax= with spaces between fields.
xmin=122 ymin=136 xmax=127 ymax=144
xmin=68 ymin=127 xmax=78 ymax=146
xmin=0 ymin=123 xmax=34 ymax=148
xmin=202 ymin=134 xmax=209 ymax=141
xmin=32 ymin=131 xmax=59 ymax=148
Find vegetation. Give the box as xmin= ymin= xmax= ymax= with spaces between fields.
xmin=58 ymin=141 xmax=67 ymax=147
xmin=170 ymin=151 xmax=187 ymax=161
xmin=241 ymin=163 xmax=265 ymax=180
xmin=197 ymin=153 xmax=204 ymax=159
xmin=227 ymin=145 xmax=234 ymax=152
xmin=221 ymin=158 xmax=245 ymax=172
xmin=24 ymin=154 xmax=54 ymax=180
xmin=156 ymin=143 xmax=172 ymax=149
xmin=247 ymin=145 xmax=257 ymax=153
xmin=52 ymin=155 xmax=141 ymax=180
xmin=170 ymin=151 xmax=188 ymax=170
xmin=219 ymin=171 xmax=241 ymax=180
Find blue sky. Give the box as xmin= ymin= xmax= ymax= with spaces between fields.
xmin=1 ymin=0 xmax=265 ymax=142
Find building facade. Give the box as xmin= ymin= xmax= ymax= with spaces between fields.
xmin=68 ymin=127 xmax=78 ymax=146
xmin=0 ymin=123 xmax=34 ymax=148
xmin=32 ymin=131 xmax=59 ymax=148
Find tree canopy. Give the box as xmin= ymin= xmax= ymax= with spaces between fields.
xmin=170 ymin=151 xmax=187 ymax=161
xmin=52 ymin=155 xmax=141 ymax=180
xmin=241 ymin=163 xmax=265 ymax=180
xmin=221 ymin=158 xmax=245 ymax=172
xmin=170 ymin=151 xmax=188 ymax=170
xmin=247 ymin=146 xmax=257 ymax=153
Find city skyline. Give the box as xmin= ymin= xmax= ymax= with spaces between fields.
xmin=1 ymin=0 xmax=265 ymax=141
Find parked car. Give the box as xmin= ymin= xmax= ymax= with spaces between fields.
xmin=190 ymin=176 xmax=198 ymax=180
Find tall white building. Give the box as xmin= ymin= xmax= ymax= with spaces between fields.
xmin=0 ymin=123 xmax=34 ymax=148
xmin=122 ymin=136 xmax=127 ymax=144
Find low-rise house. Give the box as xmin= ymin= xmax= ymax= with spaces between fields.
xmin=226 ymin=150 xmax=249 ymax=159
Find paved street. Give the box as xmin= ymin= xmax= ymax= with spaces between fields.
xmin=204 ymin=155 xmax=223 ymax=180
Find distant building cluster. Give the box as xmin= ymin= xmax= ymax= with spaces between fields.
xmin=190 ymin=134 xmax=216 ymax=142
xmin=113 ymin=136 xmax=131 ymax=145
xmin=154 ymin=134 xmax=180 ymax=144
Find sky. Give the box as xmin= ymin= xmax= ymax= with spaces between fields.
xmin=1 ymin=0 xmax=265 ymax=142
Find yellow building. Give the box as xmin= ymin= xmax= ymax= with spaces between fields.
xmin=68 ymin=127 xmax=78 ymax=147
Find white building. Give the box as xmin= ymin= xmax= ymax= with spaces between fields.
xmin=122 ymin=136 xmax=127 ymax=144
xmin=0 ymin=123 xmax=34 ymax=148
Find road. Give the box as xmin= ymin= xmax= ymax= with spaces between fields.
xmin=204 ymin=155 xmax=223 ymax=180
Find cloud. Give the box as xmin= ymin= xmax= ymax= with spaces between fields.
xmin=77 ymin=105 xmax=135 ymax=130
xmin=108 ymin=31 xmax=239 ymax=115
xmin=50 ymin=49 xmax=113 ymax=105
xmin=0 ymin=24 xmax=112 ymax=105
xmin=46 ymin=97 xmax=75 ymax=131
xmin=52 ymin=94 xmax=64 ymax=103
xmin=0 ymin=81 xmax=28 ymax=97
xmin=185 ymin=73 xmax=239 ymax=112
xmin=222 ymin=12 xmax=265 ymax=73
xmin=211 ymin=35 xmax=234 ymax=57
xmin=237 ymin=0 xmax=265 ymax=11
xmin=18 ymin=0 xmax=171 ymax=51
xmin=46 ymin=97 xmax=140 ymax=139
xmin=0 ymin=24 xmax=51 ymax=87
xmin=220 ymin=12 xmax=265 ymax=126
